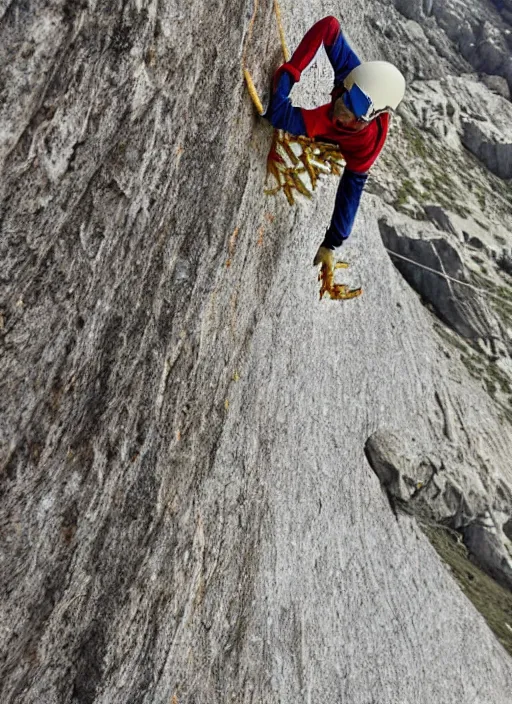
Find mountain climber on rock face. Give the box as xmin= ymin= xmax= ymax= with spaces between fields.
xmin=264 ymin=16 xmax=406 ymax=272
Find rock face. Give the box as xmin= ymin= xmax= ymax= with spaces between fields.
xmin=378 ymin=218 xmax=490 ymax=341
xmin=394 ymin=0 xmax=433 ymax=23
xmin=2 ymin=2 xmax=512 ymax=704
xmin=462 ymin=121 xmax=512 ymax=179
xmin=423 ymin=205 xmax=460 ymax=237
xmin=480 ymin=73 xmax=511 ymax=99
xmin=390 ymin=0 xmax=512 ymax=91
xmin=399 ymin=73 xmax=512 ymax=168
xmin=365 ymin=429 xmax=512 ymax=590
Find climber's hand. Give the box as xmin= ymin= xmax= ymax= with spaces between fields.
xmin=313 ymin=246 xmax=334 ymax=269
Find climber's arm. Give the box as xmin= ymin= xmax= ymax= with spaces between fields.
xmin=266 ymin=16 xmax=361 ymax=135
xmin=274 ymin=15 xmax=361 ymax=88
xmin=321 ymin=169 xmax=368 ymax=249
xmin=265 ymin=16 xmax=360 ymax=134
xmin=321 ymin=113 xmax=389 ymax=248
xmin=264 ymin=71 xmax=307 ymax=135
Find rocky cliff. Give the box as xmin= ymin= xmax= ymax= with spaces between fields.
xmin=1 ymin=1 xmax=512 ymax=703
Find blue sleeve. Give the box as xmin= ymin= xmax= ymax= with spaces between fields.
xmin=264 ymin=73 xmax=306 ymax=136
xmin=322 ymin=169 xmax=368 ymax=248
xmin=326 ymin=31 xmax=361 ymax=86
xmin=279 ymin=17 xmax=361 ymax=87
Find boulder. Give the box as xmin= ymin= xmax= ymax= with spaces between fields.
xmin=462 ymin=120 xmax=512 ymax=179
xmin=467 ymin=235 xmax=486 ymax=251
xmin=379 ymin=218 xmax=486 ymax=340
xmin=476 ymin=21 xmax=508 ymax=74
xmin=480 ymin=73 xmax=511 ymax=99
xmin=463 ymin=511 xmax=512 ymax=590
xmin=365 ymin=430 xmax=512 ymax=589
xmin=395 ymin=0 xmax=433 ymax=22
xmin=364 ymin=431 xmax=435 ymax=504
xmin=424 ymin=205 xmax=460 ymax=237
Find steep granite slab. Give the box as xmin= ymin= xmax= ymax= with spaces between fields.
xmin=1 ymin=1 xmax=512 ymax=703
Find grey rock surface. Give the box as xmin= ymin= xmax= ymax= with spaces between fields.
xmin=480 ymin=73 xmax=511 ymax=99
xmin=365 ymin=428 xmax=512 ymax=590
xmin=388 ymin=0 xmax=512 ymax=91
xmin=463 ymin=511 xmax=512 ymax=590
xmin=378 ymin=218 xmax=489 ymax=341
xmin=2 ymin=1 xmax=512 ymax=703
xmin=394 ymin=0 xmax=432 ymax=23
xmin=372 ymin=64 xmax=512 ymax=370
xmin=463 ymin=121 xmax=512 ymax=179
xmin=423 ymin=205 xmax=459 ymax=237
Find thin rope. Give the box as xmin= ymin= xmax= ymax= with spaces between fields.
xmin=242 ymin=0 xmax=290 ymax=114
xmin=273 ymin=0 xmax=290 ymax=61
xmin=241 ymin=0 xmax=264 ymax=114
xmin=242 ymin=0 xmax=260 ymax=68
xmin=385 ymin=248 xmax=509 ymax=304
xmin=242 ymin=0 xmax=288 ymax=66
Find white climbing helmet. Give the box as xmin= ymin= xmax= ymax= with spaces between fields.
xmin=343 ymin=61 xmax=406 ymax=121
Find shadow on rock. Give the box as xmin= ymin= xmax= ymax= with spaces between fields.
xmin=379 ymin=217 xmax=489 ymax=341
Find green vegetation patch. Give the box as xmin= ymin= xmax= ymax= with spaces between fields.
xmin=401 ymin=120 xmax=430 ymax=160
xmin=421 ymin=523 xmax=512 ymax=657
xmin=460 ymin=353 xmax=484 ymax=381
xmin=488 ymin=362 xmax=512 ymax=395
xmin=394 ymin=178 xmax=423 ymax=209
xmin=433 ymin=322 xmax=469 ymax=354
xmin=487 ymin=283 xmax=512 ymax=328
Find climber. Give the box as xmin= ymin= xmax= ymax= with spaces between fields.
xmin=264 ymin=16 xmax=406 ymax=271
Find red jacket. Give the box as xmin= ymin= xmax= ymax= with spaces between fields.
xmin=302 ymin=105 xmax=389 ymax=173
